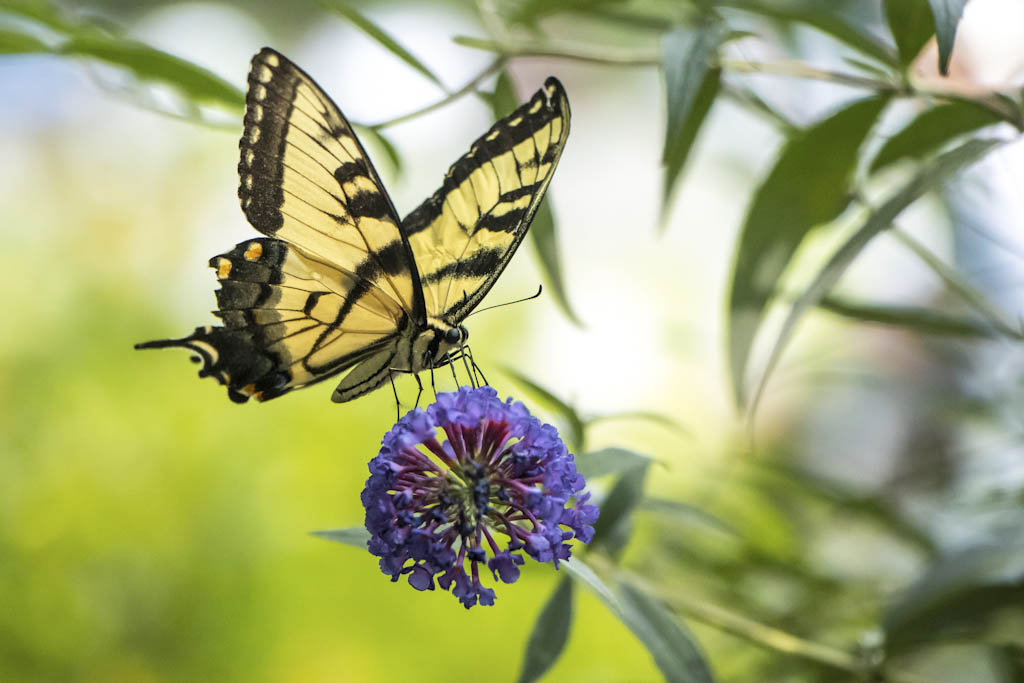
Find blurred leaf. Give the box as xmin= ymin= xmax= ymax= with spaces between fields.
xmin=927 ymin=0 xmax=968 ymax=75
xmin=0 ymin=28 xmax=49 ymax=53
xmin=617 ymin=581 xmax=716 ymax=683
xmin=321 ymin=0 xmax=443 ymax=88
xmin=870 ymin=101 xmax=1002 ymax=173
xmin=311 ymin=527 xmax=370 ymax=548
xmin=591 ymin=464 xmax=648 ymax=558
xmin=562 ymin=560 xmax=715 ymax=683
xmin=746 ymin=461 xmax=936 ymax=556
xmin=487 ymin=72 xmax=581 ymax=325
xmin=517 ymin=577 xmax=574 ymax=683
xmin=575 ymin=447 xmax=653 ymax=480
xmin=638 ymin=498 xmax=737 ymax=536
xmin=586 ymin=410 xmax=691 ymax=438
xmin=661 ymin=21 xmax=724 ymax=210
xmin=500 ymin=0 xmax=629 ymax=26
xmin=884 ymin=0 xmax=936 ymax=65
xmin=718 ymin=0 xmax=898 ymax=65
xmin=355 ymin=125 xmax=403 ymax=177
xmin=500 ymin=366 xmax=585 ymax=450
xmin=818 ymin=294 xmax=999 ymax=338
xmin=728 ymin=96 xmax=887 ymax=407
xmin=884 ymin=533 xmax=1024 ymax=652
xmin=0 ymin=0 xmax=76 ymax=33
xmin=750 ymin=137 xmax=999 ymax=412
xmin=530 ymin=201 xmax=583 ymax=326
xmin=59 ymin=35 xmax=244 ymax=110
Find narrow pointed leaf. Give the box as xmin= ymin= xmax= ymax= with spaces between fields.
xmin=530 ymin=201 xmax=583 ymax=325
xmin=618 ymin=581 xmax=716 ymax=683
xmin=0 ymin=28 xmax=49 ymax=53
xmin=311 ymin=527 xmax=370 ymax=548
xmin=59 ymin=35 xmax=244 ymax=110
xmin=718 ymin=0 xmax=898 ymax=66
xmin=749 ymin=138 xmax=999 ymax=413
xmin=638 ymin=498 xmax=737 ymax=536
xmin=500 ymin=366 xmax=585 ymax=450
xmin=355 ymin=125 xmax=403 ymax=176
xmin=517 ymin=577 xmax=575 ymax=683
xmin=489 ymin=72 xmax=580 ymax=325
xmin=591 ymin=465 xmax=648 ymax=558
xmin=728 ymin=96 xmax=887 ymax=406
xmin=321 ymin=1 xmax=443 ymax=88
xmin=0 ymin=0 xmax=77 ymax=33
xmin=818 ymin=295 xmax=999 ymax=338
xmin=562 ymin=560 xmax=715 ymax=683
xmin=884 ymin=0 xmax=936 ymax=65
xmin=575 ymin=447 xmax=653 ymax=480
xmin=661 ymin=22 xmax=724 ymax=209
xmin=884 ymin=533 xmax=1024 ymax=652
xmin=870 ymin=101 xmax=1002 ymax=173
xmin=927 ymin=0 xmax=968 ymax=75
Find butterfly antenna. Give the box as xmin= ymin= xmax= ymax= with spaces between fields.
xmin=465 ymin=285 xmax=543 ymax=317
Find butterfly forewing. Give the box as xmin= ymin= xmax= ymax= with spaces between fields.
xmin=402 ymin=77 xmax=570 ymax=323
xmin=239 ymin=47 xmax=423 ymax=319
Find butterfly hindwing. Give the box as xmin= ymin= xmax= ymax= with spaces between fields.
xmin=402 ymin=77 xmax=570 ymax=323
xmin=137 ymin=238 xmax=405 ymax=402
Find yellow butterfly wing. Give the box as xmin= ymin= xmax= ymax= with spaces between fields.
xmin=137 ymin=48 xmax=424 ymax=402
xmin=402 ymin=77 xmax=571 ymax=324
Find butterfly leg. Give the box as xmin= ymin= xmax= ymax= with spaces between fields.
xmin=388 ymin=370 xmax=402 ymax=421
xmin=464 ymin=345 xmax=489 ymax=387
xmin=413 ymin=373 xmax=424 ymax=408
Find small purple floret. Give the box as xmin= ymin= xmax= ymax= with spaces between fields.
xmin=362 ymin=386 xmax=598 ymax=608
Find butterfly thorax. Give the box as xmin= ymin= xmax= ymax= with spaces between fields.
xmin=404 ymin=317 xmax=469 ymax=373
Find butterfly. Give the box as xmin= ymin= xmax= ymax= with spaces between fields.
xmin=136 ymin=47 xmax=570 ymax=405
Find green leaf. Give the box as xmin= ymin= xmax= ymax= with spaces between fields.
xmin=884 ymin=0 xmax=936 ymax=65
xmin=638 ymin=498 xmax=737 ymax=536
xmin=529 ymin=201 xmax=583 ymax=326
xmin=727 ymin=96 xmax=887 ymax=406
xmin=591 ymin=465 xmax=648 ymax=558
xmin=817 ymin=294 xmax=1000 ymax=338
xmin=718 ymin=0 xmax=898 ymax=66
xmin=575 ymin=447 xmax=653 ymax=480
xmin=321 ymin=0 xmax=443 ymax=88
xmin=927 ymin=0 xmax=968 ymax=75
xmin=0 ymin=28 xmax=50 ymax=54
xmin=500 ymin=366 xmax=585 ymax=451
xmin=661 ymin=22 xmax=723 ymax=211
xmin=749 ymin=137 xmax=999 ymax=413
xmin=488 ymin=71 xmax=581 ymax=326
xmin=563 ymin=559 xmax=715 ymax=682
xmin=0 ymin=0 xmax=76 ymax=33
xmin=310 ymin=527 xmax=370 ymax=548
xmin=59 ymin=35 xmax=244 ymax=110
xmin=354 ymin=125 xmax=403 ymax=177
xmin=884 ymin=533 xmax=1024 ymax=653
xmin=586 ymin=410 xmax=691 ymax=438
xmin=517 ymin=577 xmax=575 ymax=683
xmin=617 ymin=581 xmax=716 ymax=683
xmin=870 ymin=101 xmax=1002 ymax=173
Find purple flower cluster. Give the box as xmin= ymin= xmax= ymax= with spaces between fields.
xmin=362 ymin=386 xmax=598 ymax=608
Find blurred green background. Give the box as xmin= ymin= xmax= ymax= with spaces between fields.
xmin=2 ymin=0 xmax=1024 ymax=681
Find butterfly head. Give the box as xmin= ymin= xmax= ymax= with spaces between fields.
xmin=412 ymin=319 xmax=470 ymax=371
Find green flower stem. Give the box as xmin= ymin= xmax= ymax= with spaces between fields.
xmin=891 ymin=227 xmax=1024 ymax=340
xmin=586 ymin=554 xmax=937 ymax=683
xmin=367 ymin=57 xmax=506 ymax=130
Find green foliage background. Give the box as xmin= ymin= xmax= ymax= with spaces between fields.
xmin=2 ymin=0 xmax=1023 ymax=681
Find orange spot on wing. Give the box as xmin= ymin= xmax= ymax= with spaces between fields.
xmin=244 ymin=242 xmax=263 ymax=261
xmin=217 ymin=259 xmax=232 ymax=278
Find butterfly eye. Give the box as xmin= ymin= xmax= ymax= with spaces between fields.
xmin=444 ymin=327 xmax=461 ymax=345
